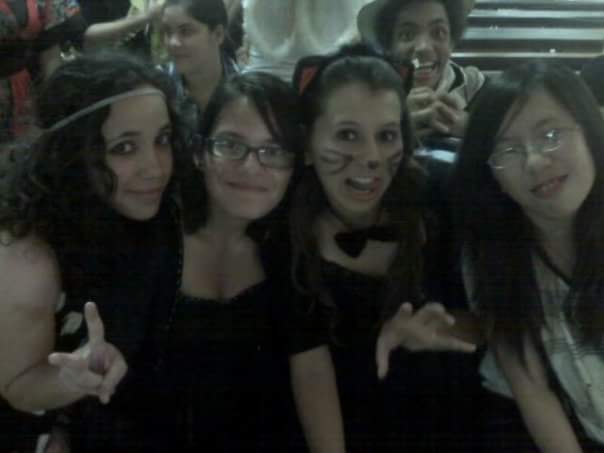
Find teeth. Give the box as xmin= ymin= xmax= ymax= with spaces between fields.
xmin=416 ymin=62 xmax=435 ymax=71
xmin=347 ymin=177 xmax=376 ymax=191
xmin=350 ymin=177 xmax=374 ymax=184
xmin=533 ymin=176 xmax=564 ymax=196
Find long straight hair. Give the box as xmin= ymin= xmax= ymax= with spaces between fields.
xmin=454 ymin=60 xmax=604 ymax=355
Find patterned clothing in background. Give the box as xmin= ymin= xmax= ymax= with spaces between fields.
xmin=0 ymin=0 xmax=85 ymax=142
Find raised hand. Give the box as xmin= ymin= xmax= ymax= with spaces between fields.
xmin=48 ymin=302 xmax=127 ymax=404
xmin=376 ymin=302 xmax=477 ymax=379
xmin=408 ymin=88 xmax=466 ymax=138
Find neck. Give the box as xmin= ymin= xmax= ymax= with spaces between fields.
xmin=324 ymin=207 xmax=380 ymax=231
xmin=183 ymin=58 xmax=223 ymax=111
xmin=200 ymin=206 xmax=250 ymax=245
xmin=531 ymin=215 xmax=576 ymax=275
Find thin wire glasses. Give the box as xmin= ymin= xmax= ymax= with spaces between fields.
xmin=205 ymin=138 xmax=296 ymax=169
xmin=487 ymin=126 xmax=580 ymax=171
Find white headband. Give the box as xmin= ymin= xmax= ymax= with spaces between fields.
xmin=45 ymin=88 xmax=166 ymax=133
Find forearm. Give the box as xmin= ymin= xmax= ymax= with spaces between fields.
xmin=514 ymin=386 xmax=582 ymax=453
xmin=4 ymin=362 xmax=86 ymax=413
xmin=290 ymin=347 xmax=346 ymax=453
xmin=84 ymin=13 xmax=152 ymax=49
xmin=495 ymin=336 xmax=583 ymax=453
xmin=39 ymin=45 xmax=62 ymax=79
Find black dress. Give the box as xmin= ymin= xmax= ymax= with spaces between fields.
xmin=63 ymin=200 xmax=181 ymax=453
xmin=288 ymin=154 xmax=483 ymax=452
xmin=312 ymin=259 xmax=481 ymax=453
xmin=147 ymin=232 xmax=301 ymax=453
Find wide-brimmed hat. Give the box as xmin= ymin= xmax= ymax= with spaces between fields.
xmin=358 ymin=0 xmax=474 ymax=49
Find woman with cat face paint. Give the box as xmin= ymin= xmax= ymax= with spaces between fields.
xmin=286 ymin=44 xmax=480 ymax=453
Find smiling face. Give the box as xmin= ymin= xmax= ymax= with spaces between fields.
xmin=161 ymin=4 xmax=224 ymax=77
xmin=390 ymin=0 xmax=452 ymax=89
xmin=201 ymin=96 xmax=293 ymax=222
xmin=309 ymin=82 xmax=404 ymax=226
xmin=100 ymin=88 xmax=173 ymax=221
xmin=491 ymin=89 xmax=596 ymax=226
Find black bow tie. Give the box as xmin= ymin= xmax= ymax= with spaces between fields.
xmin=334 ymin=225 xmax=398 ymax=258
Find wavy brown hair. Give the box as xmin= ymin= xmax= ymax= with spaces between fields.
xmin=0 ymin=51 xmax=191 ymax=256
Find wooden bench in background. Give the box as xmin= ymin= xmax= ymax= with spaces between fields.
xmin=475 ymin=0 xmax=604 ymax=11
xmin=458 ymin=27 xmax=604 ymax=53
xmin=454 ymin=0 xmax=604 ymax=71
xmin=468 ymin=9 xmax=604 ymax=27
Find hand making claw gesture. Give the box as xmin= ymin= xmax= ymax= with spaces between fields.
xmin=376 ymin=302 xmax=477 ymax=379
xmin=48 ymin=302 xmax=127 ymax=404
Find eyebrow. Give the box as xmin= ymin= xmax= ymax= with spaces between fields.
xmin=496 ymin=117 xmax=560 ymax=143
xmin=333 ymin=120 xmax=359 ymax=127
xmin=396 ymin=18 xmax=449 ymax=28
xmin=105 ymin=123 xmax=171 ymax=146
xmin=212 ymin=131 xmax=278 ymax=144
xmin=332 ymin=120 xmax=400 ymax=129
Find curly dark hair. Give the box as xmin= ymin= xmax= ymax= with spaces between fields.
xmin=0 ymin=51 xmax=192 ymax=253
xmin=376 ymin=0 xmax=468 ymax=51
xmin=290 ymin=44 xmax=425 ymax=326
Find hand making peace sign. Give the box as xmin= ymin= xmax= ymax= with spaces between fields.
xmin=48 ymin=302 xmax=128 ymax=404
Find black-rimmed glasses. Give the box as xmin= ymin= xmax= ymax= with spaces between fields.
xmin=205 ymin=138 xmax=295 ymax=169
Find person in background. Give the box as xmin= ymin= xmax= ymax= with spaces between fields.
xmin=160 ymin=0 xmax=237 ymax=121
xmin=288 ymin=44 xmax=479 ymax=453
xmin=0 ymin=51 xmax=189 ymax=453
xmin=239 ymin=0 xmax=371 ymax=82
xmin=81 ymin=0 xmax=165 ymax=58
xmin=0 ymin=0 xmax=87 ymax=143
xmin=358 ymin=0 xmax=484 ymax=147
xmin=455 ymin=60 xmax=604 ymax=453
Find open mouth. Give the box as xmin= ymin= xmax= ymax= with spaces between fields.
xmin=412 ymin=60 xmax=438 ymax=85
xmin=345 ymin=177 xmax=381 ymax=198
xmin=531 ymin=175 xmax=568 ymax=198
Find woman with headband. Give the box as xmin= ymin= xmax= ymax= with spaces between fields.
xmin=288 ymin=44 xmax=479 ymax=453
xmin=0 ymin=51 xmax=189 ymax=452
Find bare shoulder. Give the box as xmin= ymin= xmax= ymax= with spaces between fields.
xmin=0 ymin=233 xmax=61 ymax=311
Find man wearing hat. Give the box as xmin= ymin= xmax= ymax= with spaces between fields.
xmin=358 ymin=0 xmax=484 ymax=144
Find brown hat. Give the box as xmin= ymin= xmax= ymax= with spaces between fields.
xmin=357 ymin=0 xmax=474 ymax=49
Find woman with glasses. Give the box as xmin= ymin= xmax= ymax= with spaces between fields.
xmin=148 ymin=71 xmax=304 ymax=452
xmin=288 ymin=44 xmax=479 ymax=453
xmin=455 ymin=60 xmax=604 ymax=452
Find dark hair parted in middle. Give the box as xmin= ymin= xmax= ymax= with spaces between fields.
xmin=164 ymin=0 xmax=228 ymax=30
xmin=454 ymin=60 xmax=604 ymax=352
xmin=181 ymin=71 xmax=304 ymax=236
xmin=291 ymin=44 xmax=425 ymax=325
